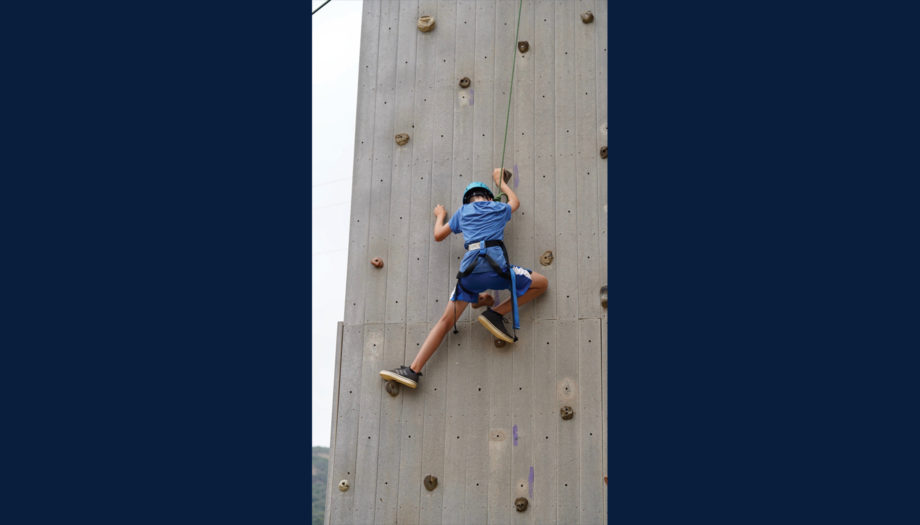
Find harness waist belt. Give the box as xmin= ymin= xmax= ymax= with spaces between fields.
xmin=466 ymin=239 xmax=504 ymax=251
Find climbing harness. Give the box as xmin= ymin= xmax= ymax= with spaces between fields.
xmin=451 ymin=239 xmax=520 ymax=342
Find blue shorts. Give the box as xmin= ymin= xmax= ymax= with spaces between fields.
xmin=449 ymin=266 xmax=534 ymax=303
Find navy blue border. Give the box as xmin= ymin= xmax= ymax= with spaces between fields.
xmin=7 ymin=3 xmax=311 ymax=523
xmin=608 ymin=2 xmax=917 ymax=523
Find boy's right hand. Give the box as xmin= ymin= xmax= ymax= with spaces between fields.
xmin=492 ymin=168 xmax=503 ymax=186
xmin=433 ymin=204 xmax=446 ymax=218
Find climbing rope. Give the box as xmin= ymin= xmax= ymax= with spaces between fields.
xmin=312 ymin=0 xmax=332 ymax=16
xmin=490 ymin=0 xmax=525 ymax=339
xmin=453 ymin=0 xmax=525 ymax=339
xmin=494 ymin=0 xmax=525 ymax=201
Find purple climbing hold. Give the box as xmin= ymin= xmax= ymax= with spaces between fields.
xmin=513 ymin=164 xmax=519 ymax=188
xmin=528 ymin=466 xmax=534 ymax=499
xmin=513 ymin=424 xmax=518 ymax=446
xmin=468 ymin=88 xmax=474 ymax=106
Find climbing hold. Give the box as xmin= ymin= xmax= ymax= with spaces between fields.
xmin=502 ymin=168 xmax=512 ymax=183
xmin=515 ymin=497 xmax=529 ymax=512
xmin=560 ymin=406 xmax=575 ymax=420
xmin=517 ymin=41 xmax=529 ymax=53
xmin=600 ymin=145 xmax=608 ymax=159
xmin=581 ymin=11 xmax=594 ymax=24
xmin=417 ymin=15 xmax=435 ymax=32
xmin=494 ymin=338 xmax=506 ymax=348
xmin=424 ymin=475 xmax=438 ymax=491
xmin=371 ymin=257 xmax=384 ymax=268
xmin=459 ymin=77 xmax=471 ymax=88
xmin=600 ymin=285 xmax=607 ymax=309
xmin=471 ymin=293 xmax=494 ymax=309
xmin=338 ymin=479 xmax=350 ymax=492
xmin=385 ymin=381 xmax=400 ymax=397
xmin=540 ymin=250 xmax=554 ymax=266
xmin=395 ymin=133 xmax=409 ymax=146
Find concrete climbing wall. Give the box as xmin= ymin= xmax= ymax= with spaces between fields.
xmin=326 ymin=1 xmax=607 ymax=523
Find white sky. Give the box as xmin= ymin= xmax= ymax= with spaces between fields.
xmin=312 ymin=0 xmax=362 ymax=448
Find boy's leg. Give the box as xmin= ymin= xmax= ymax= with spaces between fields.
xmin=492 ymin=271 xmax=548 ymax=316
xmin=409 ymin=299 xmax=470 ymax=372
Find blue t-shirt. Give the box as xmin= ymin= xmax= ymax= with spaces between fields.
xmin=448 ymin=200 xmax=512 ymax=274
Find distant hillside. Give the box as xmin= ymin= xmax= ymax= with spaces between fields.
xmin=312 ymin=447 xmax=330 ymax=525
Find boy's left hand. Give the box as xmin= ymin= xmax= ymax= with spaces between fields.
xmin=433 ymin=204 xmax=446 ymax=218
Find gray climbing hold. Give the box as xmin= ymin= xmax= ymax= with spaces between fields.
xmin=385 ymin=381 xmax=400 ymax=397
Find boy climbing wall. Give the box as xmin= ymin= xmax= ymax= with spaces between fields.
xmin=380 ymin=168 xmax=548 ymax=389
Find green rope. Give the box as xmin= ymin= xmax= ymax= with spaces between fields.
xmin=494 ymin=0 xmax=524 ymax=202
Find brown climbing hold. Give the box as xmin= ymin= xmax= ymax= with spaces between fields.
xmin=518 ymin=41 xmax=529 ymax=53
xmin=385 ymin=381 xmax=400 ymax=397
xmin=371 ymin=257 xmax=384 ymax=268
xmin=600 ymin=145 xmax=608 ymax=159
xmin=459 ymin=77 xmax=471 ymax=88
xmin=600 ymin=285 xmax=608 ymax=309
xmin=502 ymin=168 xmax=512 ymax=183
xmin=494 ymin=338 xmax=506 ymax=348
xmin=471 ymin=293 xmax=494 ymax=309
xmin=515 ymin=497 xmax=529 ymax=512
xmin=581 ymin=11 xmax=594 ymax=24
xmin=424 ymin=475 xmax=438 ymax=491
xmin=417 ymin=16 xmax=435 ymax=33
xmin=604 ymin=475 xmax=608 ymax=485
xmin=540 ymin=250 xmax=554 ymax=266
xmin=395 ymin=133 xmax=409 ymax=146
xmin=560 ymin=406 xmax=574 ymax=420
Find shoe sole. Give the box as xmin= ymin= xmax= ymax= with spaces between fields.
xmin=379 ymin=370 xmax=418 ymax=389
xmin=477 ymin=314 xmax=515 ymax=343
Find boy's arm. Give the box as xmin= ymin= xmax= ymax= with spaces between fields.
xmin=433 ymin=204 xmax=452 ymax=241
xmin=493 ymin=168 xmax=520 ymax=212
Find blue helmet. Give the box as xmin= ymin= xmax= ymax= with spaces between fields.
xmin=462 ymin=182 xmax=494 ymax=204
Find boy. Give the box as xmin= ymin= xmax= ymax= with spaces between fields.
xmin=380 ymin=168 xmax=548 ymax=388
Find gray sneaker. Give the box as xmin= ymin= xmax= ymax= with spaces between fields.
xmin=379 ymin=365 xmax=422 ymax=388
xmin=477 ymin=308 xmax=516 ymax=343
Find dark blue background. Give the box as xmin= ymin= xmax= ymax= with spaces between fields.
xmin=4 ymin=1 xmax=917 ymax=523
